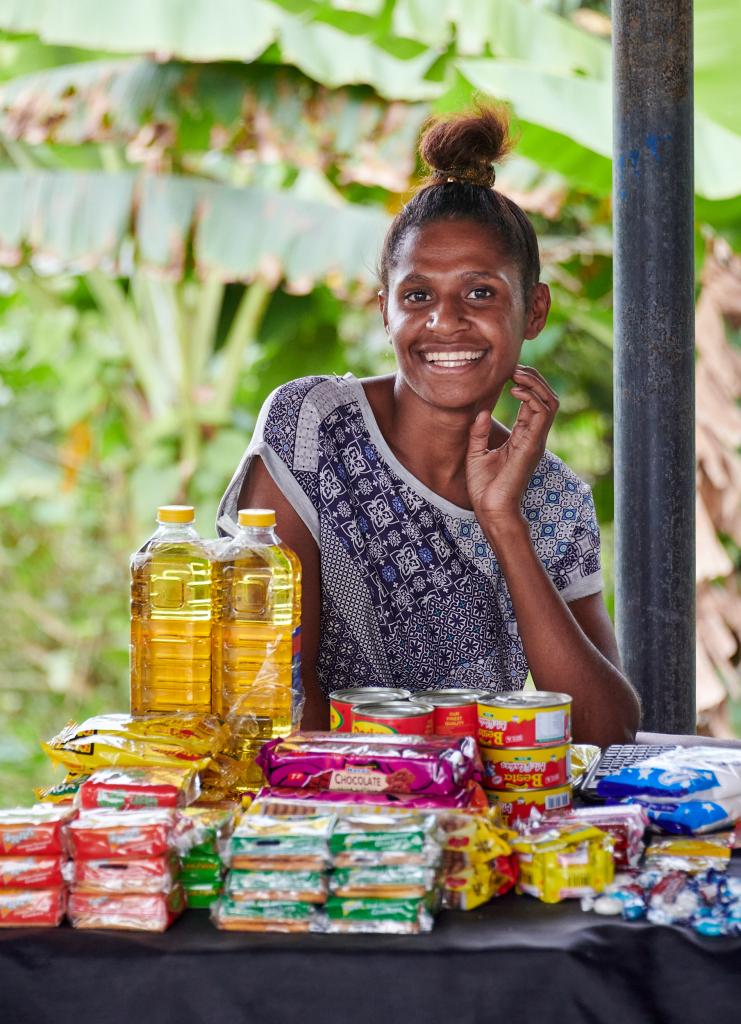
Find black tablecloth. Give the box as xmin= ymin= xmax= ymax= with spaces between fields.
xmin=3 ymin=876 xmax=740 ymax=1024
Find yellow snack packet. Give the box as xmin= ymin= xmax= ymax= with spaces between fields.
xmin=513 ymin=823 xmax=614 ymax=904
xmin=42 ymin=715 xmax=217 ymax=774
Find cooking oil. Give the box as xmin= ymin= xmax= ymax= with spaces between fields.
xmin=211 ymin=508 xmax=302 ymax=741
xmin=130 ymin=505 xmax=212 ymax=714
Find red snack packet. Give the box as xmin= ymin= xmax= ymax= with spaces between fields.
xmin=77 ymin=766 xmax=200 ymax=811
xmin=0 ymin=855 xmax=65 ymax=889
xmin=544 ymin=804 xmax=648 ymax=868
xmin=68 ymin=886 xmax=185 ymax=931
xmin=69 ymin=853 xmax=180 ymax=894
xmin=0 ymin=806 xmax=76 ymax=856
xmin=67 ymin=809 xmax=179 ymax=860
xmin=0 ymin=888 xmax=66 ymax=927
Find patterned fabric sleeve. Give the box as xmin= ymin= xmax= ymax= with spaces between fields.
xmin=217 ymin=376 xmax=327 ymax=542
xmin=522 ymin=453 xmax=604 ymax=603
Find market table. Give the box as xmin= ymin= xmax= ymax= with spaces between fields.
xmin=3 ymin=733 xmax=741 ymax=1024
xmin=2 ymin=855 xmax=740 ymax=1024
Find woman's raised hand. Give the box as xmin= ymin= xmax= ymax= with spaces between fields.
xmin=466 ymin=365 xmax=559 ymax=528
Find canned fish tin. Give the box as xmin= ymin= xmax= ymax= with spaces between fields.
xmin=481 ymin=743 xmax=571 ymax=791
xmin=478 ymin=692 xmax=572 ymax=748
xmin=329 ymin=688 xmax=412 ymax=732
xmin=419 ymin=690 xmax=488 ymax=737
xmin=352 ymin=701 xmax=434 ymax=736
xmin=486 ymin=783 xmax=573 ymax=826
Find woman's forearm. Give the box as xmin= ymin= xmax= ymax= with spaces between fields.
xmin=481 ymin=515 xmax=640 ymax=746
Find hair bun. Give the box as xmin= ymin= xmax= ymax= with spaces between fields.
xmin=419 ymin=103 xmax=513 ymax=188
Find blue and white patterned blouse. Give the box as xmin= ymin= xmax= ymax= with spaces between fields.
xmin=218 ymin=374 xmax=603 ymax=698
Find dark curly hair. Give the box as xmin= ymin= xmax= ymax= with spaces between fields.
xmin=378 ymin=103 xmax=541 ymax=300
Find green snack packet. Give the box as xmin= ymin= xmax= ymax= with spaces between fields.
xmin=181 ymin=850 xmax=222 ymax=872
xmin=180 ymin=866 xmax=222 ymax=888
xmin=324 ymin=896 xmax=425 ymax=922
xmin=215 ymin=897 xmax=315 ymax=921
xmin=185 ymin=888 xmax=221 ymax=909
xmin=225 ymin=870 xmax=327 ymax=902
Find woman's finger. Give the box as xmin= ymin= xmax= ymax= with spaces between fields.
xmin=512 ymin=365 xmax=559 ymax=406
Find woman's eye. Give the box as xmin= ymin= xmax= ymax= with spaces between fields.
xmin=468 ymin=286 xmax=493 ymax=299
xmin=404 ymin=290 xmax=430 ymax=302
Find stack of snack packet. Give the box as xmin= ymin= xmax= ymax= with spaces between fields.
xmin=255 ymin=732 xmax=487 ymax=811
xmin=510 ymin=819 xmax=615 ymax=904
xmin=64 ymin=766 xmax=201 ymax=930
xmin=0 ymin=806 xmax=74 ymax=927
xmin=542 ymin=804 xmax=649 ymax=869
xmin=212 ymin=813 xmax=335 ymax=932
xmin=319 ymin=812 xmax=442 ymax=934
xmin=436 ymin=808 xmax=518 ymax=910
xmin=180 ymin=803 xmax=239 ymax=908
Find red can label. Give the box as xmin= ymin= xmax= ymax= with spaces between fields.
xmin=432 ymin=702 xmax=479 ymax=737
xmin=481 ymin=744 xmax=571 ymax=791
xmin=329 ymin=699 xmax=353 ymax=733
xmin=487 ymin=784 xmax=573 ymax=825
xmin=352 ymin=710 xmax=433 ymax=736
xmin=478 ymin=700 xmax=571 ymax=748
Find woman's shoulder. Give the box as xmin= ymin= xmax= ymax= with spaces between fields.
xmin=523 ymin=449 xmax=593 ymax=508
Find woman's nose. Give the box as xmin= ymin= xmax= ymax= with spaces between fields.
xmin=426 ymin=299 xmax=468 ymax=334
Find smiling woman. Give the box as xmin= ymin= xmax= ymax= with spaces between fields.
xmin=219 ymin=104 xmax=641 ymax=747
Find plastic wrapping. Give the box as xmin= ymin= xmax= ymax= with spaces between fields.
xmin=441 ymin=854 xmax=519 ymax=909
xmin=67 ymin=886 xmax=185 ymax=931
xmin=228 ymin=814 xmax=335 ymax=871
xmin=0 ymin=887 xmax=66 ymax=927
xmin=255 ymin=783 xmax=487 ymax=811
xmin=643 ymin=835 xmax=732 ymax=874
xmin=256 ymin=733 xmax=482 ymax=796
xmin=67 ymin=809 xmax=182 ymax=860
xmin=329 ymin=813 xmax=440 ymax=868
xmin=596 ymin=746 xmax=741 ymax=834
xmin=66 ymin=853 xmax=180 ymax=894
xmin=42 ymin=713 xmax=227 ymax=774
xmin=76 ymin=766 xmax=200 ymax=811
xmin=35 ymin=773 xmax=90 ymax=804
xmin=225 ymin=869 xmax=328 ymax=903
xmin=0 ymin=805 xmax=76 ymax=856
xmin=0 ymin=855 xmax=64 ymax=889
xmin=542 ymin=805 xmax=648 ymax=869
xmin=569 ymin=744 xmax=601 ymax=784
xmin=329 ymin=864 xmax=438 ymax=899
xmin=212 ymin=896 xmax=316 ymax=932
xmin=317 ymin=895 xmax=434 ymax=934
xmin=512 ymin=822 xmax=614 ymax=904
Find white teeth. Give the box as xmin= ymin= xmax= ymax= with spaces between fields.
xmin=423 ymin=351 xmax=485 ymax=365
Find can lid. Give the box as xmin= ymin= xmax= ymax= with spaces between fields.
xmin=238 ymin=508 xmax=276 ymax=528
xmin=478 ymin=692 xmax=572 ymax=710
xmin=354 ymin=701 xmax=434 ymax=718
xmin=157 ymin=505 xmax=195 ymax=523
xmin=329 ymin=688 xmax=411 ymax=703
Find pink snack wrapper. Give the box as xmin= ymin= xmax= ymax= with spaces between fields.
xmin=256 ymin=733 xmax=482 ymax=797
xmin=255 ymin=782 xmax=488 ymax=810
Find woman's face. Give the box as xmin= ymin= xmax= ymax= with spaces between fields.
xmin=380 ymin=219 xmax=550 ymax=413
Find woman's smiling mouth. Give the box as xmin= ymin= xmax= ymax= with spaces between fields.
xmin=422 ymin=350 xmax=486 ymax=369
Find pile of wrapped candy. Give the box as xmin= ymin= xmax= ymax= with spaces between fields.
xmin=0 ymin=806 xmax=73 ymax=927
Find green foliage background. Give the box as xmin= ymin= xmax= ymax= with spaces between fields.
xmin=0 ymin=0 xmax=738 ymax=803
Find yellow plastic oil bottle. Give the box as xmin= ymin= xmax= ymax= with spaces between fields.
xmin=211 ymin=508 xmax=302 ymax=742
xmin=130 ymin=505 xmax=212 ymax=715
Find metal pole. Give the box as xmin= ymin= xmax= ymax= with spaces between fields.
xmin=613 ymin=1 xmax=696 ymax=733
